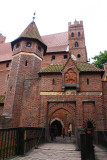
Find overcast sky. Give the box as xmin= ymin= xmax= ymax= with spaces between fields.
xmin=0 ymin=0 xmax=107 ymax=61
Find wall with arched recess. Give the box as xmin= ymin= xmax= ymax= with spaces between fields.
xmin=47 ymin=102 xmax=76 ymax=134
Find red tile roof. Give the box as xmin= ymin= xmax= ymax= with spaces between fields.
xmin=42 ymin=32 xmax=68 ymax=53
xmin=0 ymin=42 xmax=12 ymax=62
xmin=0 ymin=31 xmax=68 ymax=62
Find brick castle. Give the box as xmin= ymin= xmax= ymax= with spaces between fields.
xmin=0 ymin=19 xmax=107 ymax=137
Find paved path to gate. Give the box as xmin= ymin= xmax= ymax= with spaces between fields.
xmin=11 ymin=136 xmax=107 ymax=160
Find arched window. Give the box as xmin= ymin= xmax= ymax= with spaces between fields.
xmin=77 ymin=54 xmax=81 ymax=58
xmin=71 ymin=32 xmax=74 ymax=37
xmin=78 ymin=32 xmax=81 ymax=37
xmin=75 ymin=41 xmax=79 ymax=47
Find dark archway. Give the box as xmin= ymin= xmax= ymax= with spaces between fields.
xmin=87 ymin=121 xmax=93 ymax=128
xmin=50 ymin=120 xmax=62 ymax=136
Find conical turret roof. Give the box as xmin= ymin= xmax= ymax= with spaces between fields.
xmin=11 ymin=21 xmax=47 ymax=52
xmin=19 ymin=21 xmax=45 ymax=44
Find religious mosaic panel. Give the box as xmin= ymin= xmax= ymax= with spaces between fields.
xmin=65 ymin=69 xmax=76 ymax=84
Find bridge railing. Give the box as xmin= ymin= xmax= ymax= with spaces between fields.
xmin=0 ymin=127 xmax=45 ymax=160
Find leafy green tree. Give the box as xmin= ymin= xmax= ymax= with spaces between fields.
xmin=92 ymin=50 xmax=107 ymax=69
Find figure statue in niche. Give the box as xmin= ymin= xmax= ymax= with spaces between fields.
xmin=65 ymin=69 xmax=76 ymax=83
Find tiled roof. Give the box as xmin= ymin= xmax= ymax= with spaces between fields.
xmin=40 ymin=62 xmax=103 ymax=73
xmin=0 ymin=42 xmax=12 ymax=62
xmin=0 ymin=95 xmax=5 ymax=103
xmin=19 ymin=21 xmax=45 ymax=45
xmin=42 ymin=32 xmax=68 ymax=53
xmin=0 ymin=31 xmax=68 ymax=62
xmin=76 ymin=62 xmax=103 ymax=72
xmin=40 ymin=64 xmax=65 ymax=73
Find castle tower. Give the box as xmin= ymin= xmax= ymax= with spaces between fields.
xmin=68 ymin=20 xmax=87 ymax=62
xmin=2 ymin=20 xmax=47 ymax=127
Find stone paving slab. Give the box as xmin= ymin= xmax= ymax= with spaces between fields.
xmin=10 ymin=136 xmax=107 ymax=160
xmin=11 ymin=143 xmax=81 ymax=160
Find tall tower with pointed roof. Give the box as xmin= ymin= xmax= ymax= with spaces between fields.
xmin=3 ymin=21 xmax=47 ymax=127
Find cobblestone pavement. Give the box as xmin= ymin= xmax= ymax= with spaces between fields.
xmin=10 ymin=136 xmax=107 ymax=160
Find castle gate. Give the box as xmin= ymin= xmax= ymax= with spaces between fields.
xmin=46 ymin=101 xmax=76 ymax=137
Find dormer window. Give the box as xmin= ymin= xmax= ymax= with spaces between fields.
xmin=26 ymin=42 xmax=31 ymax=47
xmin=38 ymin=46 xmax=41 ymax=52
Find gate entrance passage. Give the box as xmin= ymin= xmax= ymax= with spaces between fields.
xmin=50 ymin=120 xmax=62 ymax=136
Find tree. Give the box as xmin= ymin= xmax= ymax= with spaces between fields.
xmin=92 ymin=50 xmax=107 ymax=69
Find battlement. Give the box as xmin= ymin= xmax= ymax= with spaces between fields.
xmin=68 ymin=20 xmax=83 ymax=28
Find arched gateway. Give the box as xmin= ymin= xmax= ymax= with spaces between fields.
xmin=46 ymin=101 xmax=76 ymax=138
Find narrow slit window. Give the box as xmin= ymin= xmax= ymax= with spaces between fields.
xmin=25 ymin=60 xmax=28 ymax=66
xmin=87 ymin=79 xmax=89 ymax=85
xmin=52 ymin=79 xmax=55 ymax=85
xmin=10 ymin=86 xmax=12 ymax=91
xmin=6 ymin=63 xmax=9 ymax=68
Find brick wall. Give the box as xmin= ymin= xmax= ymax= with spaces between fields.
xmin=102 ymin=81 xmax=107 ymax=130
xmin=3 ymin=52 xmax=42 ymax=127
xmin=0 ymin=62 xmax=11 ymax=95
xmin=79 ymin=73 xmax=102 ymax=92
xmin=42 ymin=52 xmax=68 ymax=69
xmin=39 ymin=94 xmax=105 ymax=132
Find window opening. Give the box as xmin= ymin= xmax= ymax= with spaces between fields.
xmin=10 ymin=86 xmax=12 ymax=91
xmin=52 ymin=79 xmax=55 ymax=85
xmin=38 ymin=46 xmax=41 ymax=52
xmin=26 ymin=42 xmax=31 ymax=47
xmin=71 ymin=32 xmax=74 ymax=37
xmin=25 ymin=60 xmax=28 ymax=66
xmin=16 ymin=43 xmax=20 ymax=49
xmin=78 ymin=32 xmax=81 ymax=37
xmin=87 ymin=78 xmax=89 ymax=85
xmin=77 ymin=54 xmax=81 ymax=58
xmin=52 ymin=55 xmax=55 ymax=60
xmin=6 ymin=63 xmax=9 ymax=68
xmin=64 ymin=55 xmax=68 ymax=59
xmin=75 ymin=41 xmax=79 ymax=47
